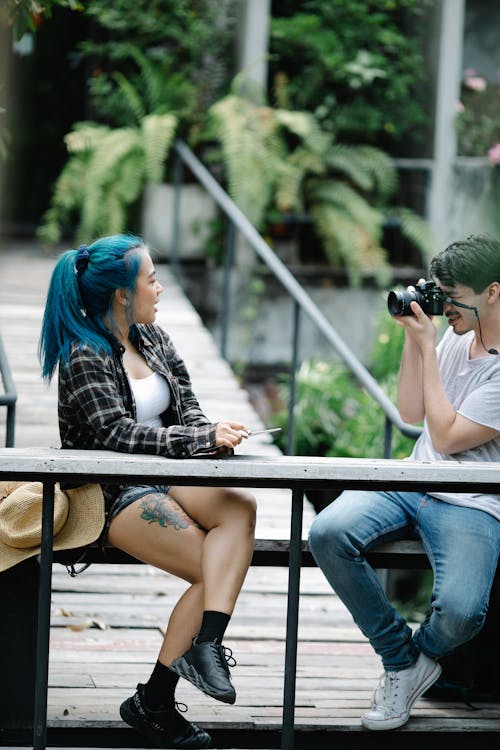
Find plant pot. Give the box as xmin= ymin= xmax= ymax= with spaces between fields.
xmin=142 ymin=182 xmax=217 ymax=260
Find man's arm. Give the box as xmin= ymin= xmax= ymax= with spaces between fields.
xmin=397 ymin=302 xmax=499 ymax=454
xmin=397 ymin=331 xmax=424 ymax=424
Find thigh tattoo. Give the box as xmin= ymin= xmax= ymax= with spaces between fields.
xmin=139 ymin=492 xmax=197 ymax=530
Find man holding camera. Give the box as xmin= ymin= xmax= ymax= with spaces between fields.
xmin=309 ymin=234 xmax=500 ymax=730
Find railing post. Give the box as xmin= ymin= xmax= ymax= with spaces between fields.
xmin=286 ymin=301 xmax=301 ymax=456
xmin=33 ymin=480 xmax=55 ymax=750
xmin=384 ymin=416 xmax=393 ymax=459
xmin=220 ymin=220 xmax=236 ymax=360
xmin=6 ymin=402 xmax=15 ymax=447
xmin=281 ymin=487 xmax=304 ymax=750
xmin=171 ymin=151 xmax=183 ymax=281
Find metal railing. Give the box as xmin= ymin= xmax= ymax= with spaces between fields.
xmin=0 ymin=330 xmax=16 ymax=446
xmin=170 ymin=139 xmax=423 ymax=456
xmin=2 ymin=447 xmax=496 ymax=750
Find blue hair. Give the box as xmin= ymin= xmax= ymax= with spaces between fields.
xmin=39 ymin=234 xmax=145 ymax=381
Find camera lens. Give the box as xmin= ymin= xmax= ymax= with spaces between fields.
xmin=387 ymin=289 xmax=420 ymax=317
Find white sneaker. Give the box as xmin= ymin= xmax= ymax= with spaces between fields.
xmin=362 ymin=653 xmax=442 ymax=730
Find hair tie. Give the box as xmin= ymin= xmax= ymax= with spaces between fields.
xmin=75 ymin=244 xmax=90 ymax=275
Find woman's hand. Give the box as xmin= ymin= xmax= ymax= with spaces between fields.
xmin=215 ymin=421 xmax=250 ymax=450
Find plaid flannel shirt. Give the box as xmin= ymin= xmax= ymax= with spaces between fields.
xmin=58 ymin=323 xmax=218 ymax=507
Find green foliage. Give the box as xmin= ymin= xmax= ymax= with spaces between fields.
xmin=2 ymin=0 xmax=83 ymax=40
xmin=269 ymin=0 xmax=430 ymax=147
xmin=208 ymin=91 xmax=435 ymax=285
xmin=271 ymin=310 xmax=417 ymax=460
xmin=36 ymin=0 xmax=239 ymax=245
xmin=455 ymin=75 xmax=500 ymax=158
xmin=37 ymin=113 xmax=177 ymax=244
xmin=79 ymin=0 xmax=238 ymax=131
xmin=208 ymin=95 xmax=284 ymax=228
xmin=36 ymin=0 xmax=434 ymax=285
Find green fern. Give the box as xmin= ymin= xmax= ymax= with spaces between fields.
xmin=308 ymin=179 xmax=384 ymax=236
xmin=209 ymin=92 xmax=434 ymax=286
xmin=326 ymin=144 xmax=397 ymax=201
xmin=311 ymin=202 xmax=392 ymax=286
xmin=343 ymin=146 xmax=397 ymax=204
xmin=274 ymin=147 xmax=324 ymax=214
xmin=112 ymin=71 xmax=147 ymax=123
xmin=210 ymin=95 xmax=283 ymax=228
xmin=387 ymin=206 xmax=437 ymax=265
xmin=142 ymin=113 xmax=177 ymax=182
xmin=37 ymin=112 xmax=177 ymax=245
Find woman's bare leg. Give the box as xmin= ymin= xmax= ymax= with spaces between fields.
xmin=162 ymin=486 xmax=256 ymax=704
xmin=107 ymin=491 xmax=207 ymax=662
xmin=107 ymin=486 xmax=256 ymax=661
xmin=168 ymin=485 xmax=257 ymax=615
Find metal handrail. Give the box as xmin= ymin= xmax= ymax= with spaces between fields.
xmin=171 ymin=139 xmax=422 ymax=455
xmin=0 ymin=330 xmax=16 ymax=446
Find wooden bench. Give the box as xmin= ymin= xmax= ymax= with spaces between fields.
xmin=1 ymin=448 xmax=499 ymax=750
xmin=72 ymin=536 xmax=429 ymax=569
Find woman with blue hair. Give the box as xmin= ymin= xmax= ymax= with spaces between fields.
xmin=39 ymin=234 xmax=257 ymax=749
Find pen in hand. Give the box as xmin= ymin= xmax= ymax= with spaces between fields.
xmin=239 ymin=427 xmax=282 ymax=438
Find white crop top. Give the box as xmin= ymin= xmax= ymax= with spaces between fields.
xmin=128 ymin=371 xmax=171 ymax=427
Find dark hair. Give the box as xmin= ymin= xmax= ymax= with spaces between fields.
xmin=430 ymin=234 xmax=500 ymax=292
xmin=39 ymin=233 xmax=146 ymax=381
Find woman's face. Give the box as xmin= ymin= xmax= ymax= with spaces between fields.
xmin=131 ymin=251 xmax=164 ymax=325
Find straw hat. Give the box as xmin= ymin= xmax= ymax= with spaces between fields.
xmin=0 ymin=481 xmax=105 ymax=572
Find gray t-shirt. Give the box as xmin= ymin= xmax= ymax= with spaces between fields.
xmin=410 ymin=326 xmax=500 ymax=521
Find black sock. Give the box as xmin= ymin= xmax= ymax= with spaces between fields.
xmin=196 ymin=610 xmax=231 ymax=644
xmin=144 ymin=660 xmax=180 ymax=710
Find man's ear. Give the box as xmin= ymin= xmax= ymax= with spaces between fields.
xmin=487 ymin=282 xmax=500 ymax=303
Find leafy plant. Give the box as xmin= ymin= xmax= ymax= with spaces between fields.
xmin=208 ymin=90 xmax=435 ymax=285
xmin=1 ymin=0 xmax=82 ymax=40
xmin=455 ymin=72 xmax=500 ymax=159
xmin=79 ymin=0 xmax=238 ymax=131
xmin=270 ymin=308 xmax=417 ymax=460
xmin=37 ymin=112 xmax=177 ymax=244
xmin=269 ymin=0 xmax=430 ymax=148
xmin=37 ymin=0 xmax=434 ymax=285
xmin=36 ymin=0 xmax=239 ymax=244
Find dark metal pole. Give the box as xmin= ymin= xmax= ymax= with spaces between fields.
xmin=33 ymin=481 xmax=55 ymax=750
xmin=384 ymin=415 xmax=393 ymax=459
xmin=281 ymin=488 xmax=304 ymax=750
xmin=220 ymin=221 xmax=236 ymax=360
xmin=286 ymin=301 xmax=301 ymax=456
xmin=6 ymin=402 xmax=15 ymax=447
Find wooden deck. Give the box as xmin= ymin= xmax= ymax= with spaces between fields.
xmin=1 ymin=241 xmax=499 ymax=747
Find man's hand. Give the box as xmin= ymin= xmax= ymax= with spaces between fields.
xmin=395 ymin=300 xmax=437 ymax=353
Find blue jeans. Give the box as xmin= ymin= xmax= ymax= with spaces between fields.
xmin=308 ymin=490 xmax=500 ymax=671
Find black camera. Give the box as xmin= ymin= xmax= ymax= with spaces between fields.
xmin=387 ymin=280 xmax=445 ymax=317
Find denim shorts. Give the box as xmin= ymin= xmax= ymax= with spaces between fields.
xmin=102 ymin=484 xmax=171 ymax=543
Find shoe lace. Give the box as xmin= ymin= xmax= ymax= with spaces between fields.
xmin=223 ymin=645 xmax=237 ymax=668
xmin=214 ymin=643 xmax=237 ymax=669
xmin=379 ymin=671 xmax=400 ymax=709
xmin=174 ymin=701 xmax=188 ymax=714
